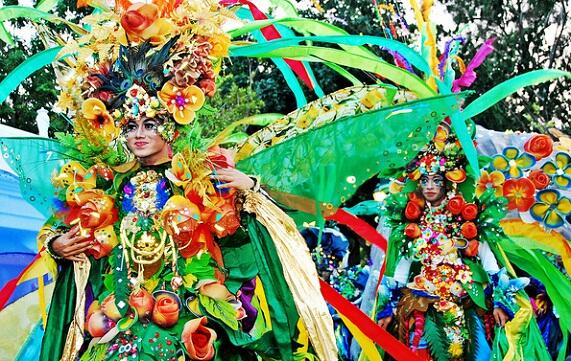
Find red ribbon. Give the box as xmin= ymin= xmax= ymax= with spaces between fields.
xmin=219 ymin=0 xmax=314 ymax=90
xmin=320 ymin=280 xmax=423 ymax=361
xmin=325 ymin=208 xmax=387 ymax=278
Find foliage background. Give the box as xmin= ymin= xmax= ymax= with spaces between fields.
xmin=0 ymin=0 xmax=569 ymax=135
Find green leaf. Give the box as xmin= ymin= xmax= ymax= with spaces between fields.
xmin=198 ymin=294 xmax=240 ymax=331
xmin=0 ymin=22 xmax=14 ymax=45
xmin=460 ymin=69 xmax=571 ymax=121
xmin=231 ymin=43 xmax=434 ymax=97
xmin=0 ymin=46 xmax=61 ymax=104
xmin=36 ymin=0 xmax=60 ymax=12
xmin=424 ymin=310 xmax=451 ymax=361
xmin=185 ymin=253 xmax=216 ymax=281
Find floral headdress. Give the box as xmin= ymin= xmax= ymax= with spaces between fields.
xmin=405 ymin=122 xmax=470 ymax=184
xmin=56 ymin=0 xmax=231 ymax=153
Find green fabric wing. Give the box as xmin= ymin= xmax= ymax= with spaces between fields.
xmin=237 ymin=93 xmax=466 ymax=208
xmin=0 ymin=137 xmax=67 ymax=217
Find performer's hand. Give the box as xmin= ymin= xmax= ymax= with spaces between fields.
xmin=51 ymin=225 xmax=92 ymax=262
xmin=377 ymin=315 xmax=393 ymax=329
xmin=493 ymin=307 xmax=509 ymax=327
xmin=212 ymin=168 xmax=255 ymax=191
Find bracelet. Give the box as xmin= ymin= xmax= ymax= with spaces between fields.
xmin=43 ymin=232 xmax=64 ymax=260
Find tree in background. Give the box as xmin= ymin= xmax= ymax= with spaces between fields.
xmin=200 ymin=74 xmax=265 ymax=136
xmin=0 ymin=0 xmax=89 ymax=134
xmin=1 ymin=0 xmax=569 ymax=134
xmin=443 ymin=0 xmax=570 ymax=133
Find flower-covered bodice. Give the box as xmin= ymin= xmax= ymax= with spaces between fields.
xmin=409 ymin=204 xmax=472 ymax=302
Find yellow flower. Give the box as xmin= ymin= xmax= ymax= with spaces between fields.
xmin=57 ymin=92 xmax=76 ymax=112
xmin=209 ymin=33 xmax=230 ymax=58
xmin=158 ymin=82 xmax=205 ymax=124
xmin=448 ymin=342 xmax=463 ymax=357
xmin=476 ymin=170 xmax=505 ymax=198
xmin=140 ymin=18 xmax=176 ymax=45
xmin=81 ymin=98 xmax=118 ymax=142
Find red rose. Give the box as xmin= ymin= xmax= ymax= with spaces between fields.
xmin=120 ymin=3 xmax=158 ymax=40
xmin=404 ymin=223 xmax=422 ymax=239
xmin=404 ymin=202 xmax=422 ymax=221
xmin=152 ymin=292 xmax=180 ymax=328
xmin=463 ymin=240 xmax=480 ymax=257
xmin=461 ymin=222 xmax=478 ymax=239
xmin=95 ymin=90 xmax=113 ymax=102
xmin=524 ymin=134 xmax=553 ymax=160
xmin=446 ymin=196 xmax=465 ymax=215
xmin=181 ymin=317 xmax=217 ymax=360
xmin=461 ymin=203 xmax=479 ymax=221
xmin=528 ymin=169 xmax=550 ymax=190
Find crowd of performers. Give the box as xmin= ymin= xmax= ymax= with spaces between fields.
xmin=0 ymin=0 xmax=570 ymax=360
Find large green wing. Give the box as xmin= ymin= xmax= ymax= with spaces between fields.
xmin=236 ymin=92 xmax=466 ymax=210
xmin=0 ymin=137 xmax=67 ymax=217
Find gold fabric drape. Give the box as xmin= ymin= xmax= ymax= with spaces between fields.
xmin=240 ymin=190 xmax=338 ymax=361
xmin=60 ymin=255 xmax=91 ymax=361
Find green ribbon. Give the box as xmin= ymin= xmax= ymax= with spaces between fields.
xmin=460 ymin=69 xmax=571 ymax=121
xmin=231 ymin=43 xmax=434 ymax=97
xmin=0 ymin=47 xmax=61 ymax=104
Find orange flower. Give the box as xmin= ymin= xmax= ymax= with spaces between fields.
xmin=65 ymin=189 xmax=118 ymax=229
xmin=160 ymin=195 xmax=202 ymax=252
xmin=446 ymin=195 xmax=465 ymax=215
xmin=433 ymin=125 xmax=449 ymax=152
xmin=460 ymin=222 xmax=478 ymax=239
xmin=404 ymin=202 xmax=422 ymax=221
xmin=121 ymin=3 xmax=159 ymax=41
xmin=503 ymin=178 xmax=536 ymax=212
xmin=463 ymin=240 xmax=480 ymax=257
xmin=151 ymin=291 xmax=180 ymax=328
xmin=209 ymin=33 xmax=231 ymax=58
xmin=404 ymin=223 xmax=421 ymax=239
xmin=181 ymin=317 xmax=217 ymax=361
xmin=158 ymin=82 xmax=205 ymax=124
xmin=445 ymin=169 xmax=467 ymax=183
xmin=528 ymin=169 xmax=550 ymax=190
xmin=198 ymin=79 xmax=217 ymax=97
xmin=461 ymin=203 xmax=479 ymax=221
xmin=81 ymin=98 xmax=118 ymax=142
xmin=476 ymin=170 xmax=505 ymax=198
xmin=91 ymin=225 xmax=119 ymax=259
xmin=524 ymin=134 xmax=553 ymax=160
xmin=408 ymin=192 xmax=425 ymax=208
xmin=129 ymin=288 xmax=155 ymax=318
xmin=205 ymin=195 xmax=240 ymax=238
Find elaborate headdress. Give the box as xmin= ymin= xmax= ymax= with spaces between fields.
xmin=56 ymin=0 xmax=231 ymax=161
xmin=405 ymin=121 xmax=473 ymax=184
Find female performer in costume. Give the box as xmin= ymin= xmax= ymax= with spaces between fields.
xmin=376 ymin=123 xmax=550 ymax=360
xmin=34 ymin=1 xmax=336 ymax=360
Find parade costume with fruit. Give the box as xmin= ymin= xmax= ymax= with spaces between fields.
xmin=2 ymin=1 xmax=341 ymax=360
xmin=1 ymin=0 xmax=571 ymax=360
xmin=377 ymin=123 xmax=545 ymax=360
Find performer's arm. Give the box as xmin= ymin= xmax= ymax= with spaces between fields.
xmin=478 ymin=241 xmax=510 ymax=326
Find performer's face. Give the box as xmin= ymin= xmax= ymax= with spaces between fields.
xmin=419 ymin=174 xmax=446 ymax=205
xmin=124 ymin=117 xmax=169 ymax=165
